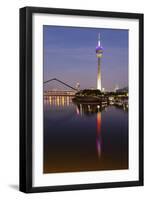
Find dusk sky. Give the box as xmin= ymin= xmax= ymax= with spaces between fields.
xmin=43 ymin=25 xmax=128 ymax=91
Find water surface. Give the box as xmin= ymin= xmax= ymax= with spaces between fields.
xmin=43 ymin=96 xmax=128 ymax=173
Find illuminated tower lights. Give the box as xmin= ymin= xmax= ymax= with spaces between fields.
xmin=96 ymin=33 xmax=103 ymax=91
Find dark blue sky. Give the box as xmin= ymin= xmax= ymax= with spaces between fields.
xmin=43 ymin=25 xmax=128 ymax=91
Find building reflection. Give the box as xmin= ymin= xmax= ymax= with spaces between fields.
xmin=44 ymin=95 xmax=73 ymax=107
xmin=74 ymin=103 xmax=106 ymax=116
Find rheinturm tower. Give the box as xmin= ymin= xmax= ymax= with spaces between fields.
xmin=96 ymin=34 xmax=103 ymax=91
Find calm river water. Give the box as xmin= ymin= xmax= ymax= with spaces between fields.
xmin=43 ymin=95 xmax=128 ymax=173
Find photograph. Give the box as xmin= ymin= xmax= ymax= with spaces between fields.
xmin=43 ymin=26 xmax=129 ymax=174
xmin=19 ymin=7 xmax=143 ymax=193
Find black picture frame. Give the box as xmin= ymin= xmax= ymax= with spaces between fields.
xmin=19 ymin=6 xmax=144 ymax=193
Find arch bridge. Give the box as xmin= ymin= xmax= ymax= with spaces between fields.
xmin=43 ymin=78 xmax=78 ymax=96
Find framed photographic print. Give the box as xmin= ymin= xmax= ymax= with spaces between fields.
xmin=19 ymin=7 xmax=144 ymax=193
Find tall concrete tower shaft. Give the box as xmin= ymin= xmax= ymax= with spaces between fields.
xmin=97 ymin=58 xmax=101 ymax=90
xmin=96 ymin=34 xmax=103 ymax=91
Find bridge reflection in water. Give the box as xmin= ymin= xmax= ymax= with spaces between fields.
xmin=44 ymin=95 xmax=73 ymax=107
xmin=43 ymin=94 xmax=128 ymax=173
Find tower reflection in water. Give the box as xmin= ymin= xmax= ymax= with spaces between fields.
xmin=96 ymin=111 xmax=102 ymax=159
xmin=75 ymin=103 xmax=104 ymax=159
